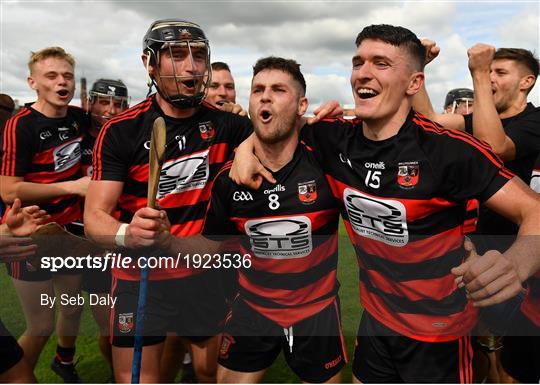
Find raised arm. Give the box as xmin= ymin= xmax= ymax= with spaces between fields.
xmin=467 ymin=43 xmax=532 ymax=161
xmin=412 ymin=39 xmax=466 ymax=130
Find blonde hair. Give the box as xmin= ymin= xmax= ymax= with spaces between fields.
xmin=28 ymin=47 xmax=75 ymax=74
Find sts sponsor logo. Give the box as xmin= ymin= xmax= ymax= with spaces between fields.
xmin=244 ymin=216 xmax=312 ymax=259
xmin=157 ymin=150 xmax=209 ymax=199
xmin=343 ymin=188 xmax=408 ymax=246
xmin=53 ymin=138 xmax=82 ymax=172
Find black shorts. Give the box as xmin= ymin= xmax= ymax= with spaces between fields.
xmin=0 ymin=320 xmax=23 ymax=374
xmin=111 ymin=269 xmax=228 ymax=348
xmin=218 ymin=298 xmax=347 ymax=383
xmin=500 ymin=311 xmax=540 ymax=383
xmin=82 ymin=266 xmax=111 ymax=294
xmin=353 ymin=312 xmax=473 ymax=383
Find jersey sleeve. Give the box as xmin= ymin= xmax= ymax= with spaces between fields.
xmin=463 ymin=113 xmax=473 ymax=135
xmin=202 ymin=169 xmax=237 ymax=241
xmin=300 ymin=119 xmax=352 ymax=163
xmin=91 ymin=122 xmax=130 ymax=181
xmin=226 ymin=114 xmax=253 ymax=149
xmin=1 ymin=114 xmax=36 ymax=176
xmin=504 ymin=113 xmax=540 ymax=160
xmin=439 ymin=134 xmax=513 ymax=203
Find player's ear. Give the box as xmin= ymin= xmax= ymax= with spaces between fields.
xmin=519 ymin=74 xmax=536 ymax=93
xmin=297 ymin=96 xmax=308 ymax=117
xmin=27 ymin=76 xmax=37 ymax=91
xmin=406 ymin=71 xmax=424 ymax=96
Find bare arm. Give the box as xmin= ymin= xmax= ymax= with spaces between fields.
xmin=412 ymin=39 xmax=466 ymax=130
xmin=84 ymin=180 xmax=125 ymax=248
xmin=486 ymin=177 xmax=540 ymax=280
xmin=0 ymin=175 xmax=90 ymax=205
xmin=228 ymin=133 xmax=275 ymax=189
xmin=468 ymin=43 xmax=517 ymax=161
xmin=452 ymin=177 xmax=540 ymax=306
xmin=84 ymin=179 xmax=174 ymax=250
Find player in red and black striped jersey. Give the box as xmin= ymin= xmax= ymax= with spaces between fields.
xmin=232 ymin=25 xmax=540 ymax=383
xmin=197 ymin=58 xmax=345 ymax=383
xmin=84 ymin=20 xmax=251 ymax=383
xmin=0 ymin=47 xmax=91 ymax=381
xmin=80 ymin=78 xmax=129 ymax=178
xmin=76 ymin=78 xmax=131 ymax=375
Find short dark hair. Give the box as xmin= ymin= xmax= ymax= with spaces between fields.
xmin=355 ymin=24 xmax=426 ymax=71
xmin=211 ymin=62 xmax=231 ymax=72
xmin=494 ymin=48 xmax=539 ymax=78
xmin=252 ymin=56 xmax=306 ymax=95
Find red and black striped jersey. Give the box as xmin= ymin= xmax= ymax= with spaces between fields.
xmin=92 ymin=95 xmax=252 ymax=280
xmin=202 ymin=143 xmax=340 ymax=328
xmin=301 ymin=110 xmax=514 ymax=341
xmin=523 ymin=153 xmax=540 ymax=327
xmin=1 ymin=105 xmax=89 ymax=224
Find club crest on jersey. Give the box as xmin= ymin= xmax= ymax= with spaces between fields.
xmin=199 ymin=121 xmax=215 ymax=141
xmin=118 ymin=312 xmax=134 ymax=333
xmin=298 ymin=180 xmax=317 ymax=204
xmin=219 ymin=334 xmax=235 ymax=359
xmin=397 ymin=162 xmax=419 ymax=189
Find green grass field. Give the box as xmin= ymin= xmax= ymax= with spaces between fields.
xmin=0 ymin=221 xmax=362 ymax=383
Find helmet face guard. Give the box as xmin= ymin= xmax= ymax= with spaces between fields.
xmin=444 ymin=88 xmax=474 ymax=114
xmin=88 ymin=79 xmax=129 ymax=125
xmin=143 ymin=20 xmax=211 ymax=109
xmin=450 ymin=97 xmax=473 ymax=114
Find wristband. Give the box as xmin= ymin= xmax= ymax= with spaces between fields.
xmin=115 ymin=223 xmax=129 ymax=247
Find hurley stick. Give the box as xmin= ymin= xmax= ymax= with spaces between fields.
xmin=132 ymin=117 xmax=167 ymax=383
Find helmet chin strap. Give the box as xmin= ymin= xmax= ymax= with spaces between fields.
xmin=145 ymin=54 xmax=154 ymax=98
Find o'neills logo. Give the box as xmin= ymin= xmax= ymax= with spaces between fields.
xmin=264 ymin=184 xmax=285 ymax=195
xmin=343 ymin=187 xmax=408 ymax=247
xmin=244 ymin=216 xmax=312 ymax=259
xmin=364 ymin=161 xmax=385 ymax=170
xmin=53 ymin=138 xmax=82 ymax=172
xmin=157 ymin=150 xmax=209 ymax=199
xmin=325 ymin=354 xmax=343 ymax=369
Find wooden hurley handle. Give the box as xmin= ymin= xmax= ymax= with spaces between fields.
xmin=147 ymin=117 xmax=167 ymax=209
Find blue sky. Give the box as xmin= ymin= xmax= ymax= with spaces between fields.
xmin=1 ymin=1 xmax=538 ymax=112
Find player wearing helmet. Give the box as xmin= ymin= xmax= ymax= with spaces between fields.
xmin=444 ymin=88 xmax=474 ymax=115
xmin=84 ymin=20 xmax=252 ymax=383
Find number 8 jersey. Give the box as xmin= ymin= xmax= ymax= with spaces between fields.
xmin=203 ymin=142 xmax=340 ymax=328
